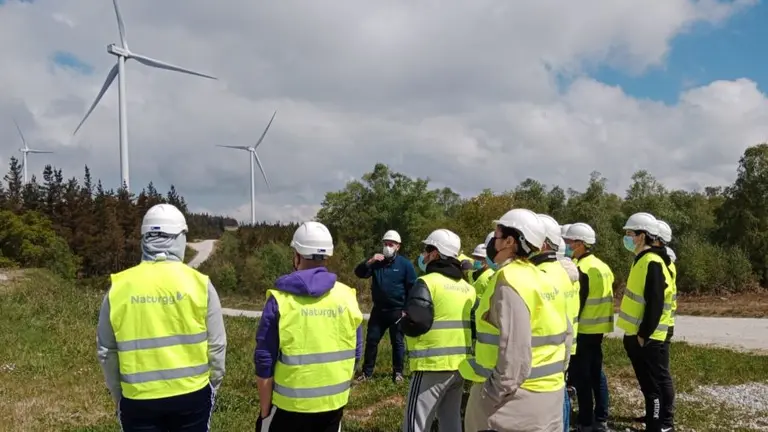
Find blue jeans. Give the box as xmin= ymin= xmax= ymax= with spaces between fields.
xmin=572 ymin=334 xmax=610 ymax=427
xmin=361 ymin=308 xmax=405 ymax=377
xmin=563 ymin=387 xmax=571 ymax=432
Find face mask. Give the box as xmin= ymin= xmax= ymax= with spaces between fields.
xmin=473 ymin=260 xmax=483 ymax=270
xmin=623 ymin=235 xmax=636 ymax=253
xmin=564 ymin=244 xmax=574 ymax=258
xmin=383 ymin=246 xmax=396 ymax=258
xmin=418 ymin=254 xmax=427 ymax=272
xmin=485 ymin=256 xmax=499 ymax=270
xmin=486 ymin=237 xmax=498 ymax=262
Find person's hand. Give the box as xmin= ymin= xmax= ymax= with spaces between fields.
xmin=637 ymin=336 xmax=645 ymax=347
xmin=368 ymin=253 xmax=385 ymax=264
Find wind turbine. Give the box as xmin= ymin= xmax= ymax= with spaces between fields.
xmin=13 ymin=119 xmax=53 ymax=184
xmin=73 ymin=0 xmax=217 ymax=192
xmin=216 ymin=111 xmax=277 ymax=225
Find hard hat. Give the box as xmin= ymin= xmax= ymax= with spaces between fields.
xmin=291 ymin=221 xmax=334 ymax=257
xmin=666 ymin=246 xmax=676 ymax=263
xmin=657 ymin=220 xmax=672 ymax=244
xmin=141 ymin=204 xmax=188 ymax=236
xmin=560 ymin=223 xmax=572 ymax=237
xmin=382 ymin=230 xmax=402 ymax=244
xmin=623 ymin=212 xmax=660 ymax=236
xmin=493 ymin=209 xmax=546 ymax=251
xmin=484 ymin=231 xmax=495 ymax=246
xmin=563 ymin=222 xmax=596 ymax=245
xmin=472 ymin=243 xmax=486 ymax=259
xmin=422 ymin=229 xmax=461 ymax=258
xmin=537 ymin=213 xmax=562 ymax=249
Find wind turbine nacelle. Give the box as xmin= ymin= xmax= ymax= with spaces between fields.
xmin=107 ymin=44 xmax=130 ymax=57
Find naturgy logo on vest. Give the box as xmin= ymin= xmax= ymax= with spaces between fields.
xmin=130 ymin=292 xmax=186 ymax=305
xmin=301 ymin=305 xmax=347 ymax=318
xmin=540 ymin=286 xmax=560 ymax=302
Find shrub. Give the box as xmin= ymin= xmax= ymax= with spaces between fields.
xmin=676 ymin=234 xmax=755 ymax=294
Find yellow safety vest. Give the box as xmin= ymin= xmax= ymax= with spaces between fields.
xmin=459 ymin=260 xmax=568 ymax=393
xmin=537 ymin=259 xmax=579 ymax=356
xmin=573 ymin=254 xmax=615 ymax=334
xmin=468 ymin=267 xmax=495 ymax=299
xmin=109 ymin=261 xmax=210 ymax=400
xmin=617 ymin=251 xmax=674 ymax=341
xmin=667 ymin=261 xmax=677 ymax=326
xmin=269 ymin=281 xmax=363 ymax=413
xmin=406 ymin=272 xmax=476 ymax=372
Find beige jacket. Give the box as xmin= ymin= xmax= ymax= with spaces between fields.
xmin=464 ymin=264 xmax=573 ymax=432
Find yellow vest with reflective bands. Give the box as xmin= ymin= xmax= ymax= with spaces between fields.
xmin=667 ymin=261 xmax=677 ymax=326
xmin=573 ymin=254 xmax=615 ymax=334
xmin=406 ymin=272 xmax=476 ymax=372
xmin=269 ymin=281 xmax=363 ymax=413
xmin=109 ymin=261 xmax=210 ymax=400
xmin=617 ymin=251 xmax=674 ymax=341
xmin=537 ymin=259 xmax=580 ymax=355
xmin=458 ymin=260 xmax=568 ymax=393
xmin=468 ymin=267 xmax=495 ymax=299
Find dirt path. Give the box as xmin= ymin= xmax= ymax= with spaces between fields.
xmin=187 ymin=240 xmax=216 ymax=269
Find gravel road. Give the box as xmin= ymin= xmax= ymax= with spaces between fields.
xmin=187 ymin=240 xmax=216 ymax=269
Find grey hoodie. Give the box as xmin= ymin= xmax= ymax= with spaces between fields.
xmin=96 ymin=233 xmax=227 ymax=403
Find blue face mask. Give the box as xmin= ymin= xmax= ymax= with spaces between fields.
xmin=473 ymin=260 xmax=483 ymax=270
xmin=623 ymin=235 xmax=636 ymax=253
xmin=564 ymin=244 xmax=574 ymax=258
xmin=418 ymin=255 xmax=427 ymax=272
xmin=485 ymin=256 xmax=498 ymax=270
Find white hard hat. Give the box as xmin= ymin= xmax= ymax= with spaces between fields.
xmin=564 ymin=222 xmax=596 ymax=245
xmin=472 ymin=243 xmax=486 ymax=259
xmin=537 ymin=213 xmax=562 ymax=249
xmin=623 ymin=212 xmax=660 ymax=236
xmin=493 ymin=209 xmax=546 ymax=252
xmin=560 ymin=223 xmax=572 ymax=237
xmin=484 ymin=231 xmax=495 ymax=246
xmin=291 ymin=221 xmax=334 ymax=257
xmin=141 ymin=204 xmax=188 ymax=236
xmin=666 ymin=246 xmax=676 ymax=263
xmin=422 ymin=229 xmax=461 ymax=258
xmin=382 ymin=230 xmax=402 ymax=244
xmin=657 ymin=220 xmax=672 ymax=244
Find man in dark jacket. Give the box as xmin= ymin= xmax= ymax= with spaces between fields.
xmin=354 ymin=230 xmax=417 ymax=383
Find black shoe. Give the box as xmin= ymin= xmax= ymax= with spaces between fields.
xmin=393 ymin=372 xmax=405 ymax=383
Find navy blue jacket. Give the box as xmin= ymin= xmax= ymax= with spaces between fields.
xmin=355 ymin=255 xmax=417 ymax=311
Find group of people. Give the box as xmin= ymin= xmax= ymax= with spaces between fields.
xmin=96 ymin=203 xmax=678 ymax=432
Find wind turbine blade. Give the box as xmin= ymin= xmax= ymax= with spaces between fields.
xmin=252 ymin=151 xmax=271 ymax=192
xmin=27 ymin=150 xmax=53 ymax=154
xmin=130 ymin=53 xmax=217 ymax=80
xmin=254 ymin=110 xmax=277 ymax=149
xmin=215 ymin=145 xmax=249 ymax=150
xmin=12 ymin=118 xmax=27 ymax=149
xmin=73 ymin=63 xmax=119 ymax=135
xmin=113 ymin=0 xmax=129 ymax=49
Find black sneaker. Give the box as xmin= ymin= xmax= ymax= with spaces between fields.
xmin=393 ymin=372 xmax=405 ymax=383
xmin=352 ymin=373 xmax=370 ymax=385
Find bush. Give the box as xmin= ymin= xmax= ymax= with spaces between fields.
xmin=676 ymin=234 xmax=755 ymax=294
xmin=209 ymin=261 xmax=238 ymax=294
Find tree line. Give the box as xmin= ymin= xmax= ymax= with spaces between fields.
xmin=0 ymin=156 xmax=237 ymax=279
xmin=201 ymin=143 xmax=768 ymax=304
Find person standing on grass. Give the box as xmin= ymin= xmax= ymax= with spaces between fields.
xmin=467 ymin=233 xmax=496 ymax=299
xmin=400 ymin=229 xmax=476 ymax=432
xmin=254 ymin=221 xmax=363 ymax=432
xmin=617 ymin=212 xmax=675 ymax=432
xmin=354 ymin=230 xmax=417 ymax=384
xmin=96 ymin=203 xmax=227 ymax=432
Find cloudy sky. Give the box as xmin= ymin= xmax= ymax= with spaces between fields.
xmin=2 ymin=0 xmax=767 ymax=223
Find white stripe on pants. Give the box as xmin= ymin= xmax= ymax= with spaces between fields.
xmin=402 ymin=370 xmax=464 ymax=432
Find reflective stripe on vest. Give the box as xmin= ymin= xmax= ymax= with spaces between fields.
xmin=458 ymin=261 xmax=568 ymax=393
xmin=109 ymin=261 xmax=210 ymax=400
xmin=471 ymin=268 xmax=495 ymax=299
xmin=574 ymin=254 xmax=615 ymax=334
xmin=668 ymin=262 xmax=677 ymax=324
xmin=617 ymin=252 xmax=674 ymax=341
xmin=537 ymin=259 xmax=579 ymax=356
xmin=270 ymin=281 xmax=363 ymax=413
xmin=406 ymin=272 xmax=476 ymax=372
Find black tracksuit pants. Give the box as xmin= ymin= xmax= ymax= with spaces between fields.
xmin=623 ymin=335 xmax=674 ymax=432
xmin=660 ymin=332 xmax=676 ymax=429
xmin=119 ymin=384 xmax=214 ymax=432
xmin=258 ymin=407 xmax=343 ymax=432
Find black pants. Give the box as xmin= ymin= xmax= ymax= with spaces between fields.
xmin=624 ymin=335 xmax=672 ymax=432
xmin=119 ymin=384 xmax=214 ymax=431
xmin=660 ymin=337 xmax=676 ymax=428
xmin=571 ymin=334 xmax=609 ymax=427
xmin=264 ymin=407 xmax=343 ymax=432
xmin=361 ymin=308 xmax=404 ymax=376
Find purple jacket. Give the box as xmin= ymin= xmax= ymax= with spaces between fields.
xmin=254 ymin=267 xmax=364 ymax=378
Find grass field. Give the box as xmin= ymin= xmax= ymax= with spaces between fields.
xmin=2 ymin=269 xmax=767 ymax=431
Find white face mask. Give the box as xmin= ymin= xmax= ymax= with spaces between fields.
xmin=383 ymin=245 xmax=396 ymax=258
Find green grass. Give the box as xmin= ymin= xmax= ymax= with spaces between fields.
xmin=1 ymin=269 xmax=767 ymax=431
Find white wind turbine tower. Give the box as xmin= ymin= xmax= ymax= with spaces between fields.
xmin=216 ymin=111 xmax=277 ymax=225
xmin=73 ymin=0 xmax=217 ymax=192
xmin=13 ymin=119 xmax=53 ymax=184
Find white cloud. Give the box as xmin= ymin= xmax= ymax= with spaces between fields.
xmin=0 ymin=0 xmax=765 ymax=223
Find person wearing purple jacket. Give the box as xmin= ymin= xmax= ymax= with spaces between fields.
xmin=254 ymin=221 xmax=364 ymax=432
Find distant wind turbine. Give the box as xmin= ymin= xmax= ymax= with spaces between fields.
xmin=216 ymin=111 xmax=277 ymax=225
xmin=73 ymin=0 xmax=217 ymax=192
xmin=13 ymin=119 xmax=53 ymax=184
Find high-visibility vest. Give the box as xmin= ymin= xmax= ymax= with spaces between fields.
xmin=573 ymin=254 xmax=615 ymax=334
xmin=667 ymin=261 xmax=677 ymax=326
xmin=109 ymin=261 xmax=210 ymax=400
xmin=406 ymin=272 xmax=476 ymax=372
xmin=458 ymin=260 xmax=568 ymax=393
xmin=269 ymin=281 xmax=363 ymax=413
xmin=468 ymin=267 xmax=495 ymax=299
xmin=617 ymin=252 xmax=674 ymax=342
xmin=537 ymin=259 xmax=579 ymax=355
